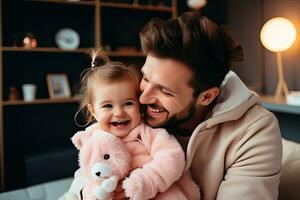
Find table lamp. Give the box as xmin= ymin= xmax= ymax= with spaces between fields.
xmin=260 ymin=17 xmax=297 ymax=100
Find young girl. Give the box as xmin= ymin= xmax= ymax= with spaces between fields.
xmin=60 ymin=50 xmax=200 ymax=200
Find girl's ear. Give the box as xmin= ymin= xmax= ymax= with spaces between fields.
xmin=196 ymin=87 xmax=219 ymax=106
xmin=87 ymin=103 xmax=95 ymax=117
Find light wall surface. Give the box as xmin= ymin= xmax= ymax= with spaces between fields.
xmin=227 ymin=0 xmax=300 ymax=95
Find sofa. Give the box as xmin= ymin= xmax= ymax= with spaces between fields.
xmin=278 ymin=138 xmax=300 ymax=200
xmin=0 ymin=177 xmax=73 ymax=200
xmin=0 ymin=138 xmax=299 ymax=200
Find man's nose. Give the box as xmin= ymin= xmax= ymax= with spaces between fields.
xmin=139 ymin=84 xmax=156 ymax=104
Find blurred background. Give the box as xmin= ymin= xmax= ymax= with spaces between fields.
xmin=0 ymin=0 xmax=300 ymax=192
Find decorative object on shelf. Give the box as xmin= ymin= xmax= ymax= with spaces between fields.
xmin=22 ymin=84 xmax=37 ymax=101
xmin=286 ymin=91 xmax=300 ymax=106
xmin=47 ymin=73 xmax=71 ymax=99
xmin=55 ymin=28 xmax=80 ymax=50
xmin=260 ymin=17 xmax=297 ymax=101
xmin=8 ymin=86 xmax=20 ymax=101
xmin=187 ymin=0 xmax=207 ymax=10
xmin=22 ymin=32 xmax=37 ymax=49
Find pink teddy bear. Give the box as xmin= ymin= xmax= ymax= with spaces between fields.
xmin=72 ymin=130 xmax=131 ymax=200
xmin=72 ymin=125 xmax=200 ymax=200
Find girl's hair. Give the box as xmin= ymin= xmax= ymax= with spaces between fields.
xmin=75 ymin=49 xmax=141 ymax=127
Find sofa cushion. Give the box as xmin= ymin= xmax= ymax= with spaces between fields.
xmin=279 ymin=138 xmax=300 ymax=200
xmin=0 ymin=177 xmax=73 ymax=200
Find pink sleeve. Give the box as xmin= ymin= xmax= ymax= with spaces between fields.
xmin=123 ymin=125 xmax=185 ymax=200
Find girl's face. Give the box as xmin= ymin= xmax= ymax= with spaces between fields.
xmin=88 ymin=78 xmax=141 ymax=138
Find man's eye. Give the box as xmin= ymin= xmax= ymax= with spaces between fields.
xmin=102 ymin=104 xmax=112 ymax=109
xmin=161 ymin=88 xmax=173 ymax=96
xmin=142 ymin=74 xmax=149 ymax=82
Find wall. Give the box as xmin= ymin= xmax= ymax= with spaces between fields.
xmin=227 ymin=0 xmax=300 ymax=94
xmin=178 ymin=0 xmax=227 ymax=24
xmin=227 ymin=0 xmax=300 ymax=141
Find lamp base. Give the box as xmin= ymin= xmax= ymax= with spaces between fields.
xmin=274 ymin=79 xmax=289 ymax=101
xmin=274 ymin=52 xmax=289 ymax=101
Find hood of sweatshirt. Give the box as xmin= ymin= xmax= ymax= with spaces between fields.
xmin=204 ymin=71 xmax=260 ymax=129
xmin=184 ymin=71 xmax=261 ymax=170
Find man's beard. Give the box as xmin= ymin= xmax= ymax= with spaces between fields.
xmin=143 ymin=100 xmax=197 ymax=133
xmin=161 ymin=104 xmax=196 ymax=131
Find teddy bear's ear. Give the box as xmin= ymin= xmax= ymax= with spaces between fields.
xmin=71 ymin=131 xmax=87 ymax=150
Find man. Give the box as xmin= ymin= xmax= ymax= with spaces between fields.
xmin=61 ymin=11 xmax=282 ymax=200
xmin=136 ymin=11 xmax=282 ymax=199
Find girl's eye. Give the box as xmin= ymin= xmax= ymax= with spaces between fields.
xmin=102 ymin=104 xmax=112 ymax=109
xmin=124 ymin=101 xmax=134 ymax=107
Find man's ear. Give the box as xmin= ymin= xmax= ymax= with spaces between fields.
xmin=196 ymin=87 xmax=219 ymax=106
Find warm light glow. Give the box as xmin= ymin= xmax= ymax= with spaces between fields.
xmin=187 ymin=0 xmax=207 ymax=10
xmin=260 ymin=17 xmax=296 ymax=52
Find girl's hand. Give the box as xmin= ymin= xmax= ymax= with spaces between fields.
xmin=114 ymin=179 xmax=129 ymax=200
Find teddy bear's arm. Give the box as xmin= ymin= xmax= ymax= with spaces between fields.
xmin=93 ymin=176 xmax=118 ymax=199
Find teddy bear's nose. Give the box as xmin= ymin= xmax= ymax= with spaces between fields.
xmin=96 ymin=172 xmax=101 ymax=177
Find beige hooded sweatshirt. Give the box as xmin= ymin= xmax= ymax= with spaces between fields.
xmin=184 ymin=71 xmax=282 ymax=200
xmin=60 ymin=71 xmax=282 ymax=200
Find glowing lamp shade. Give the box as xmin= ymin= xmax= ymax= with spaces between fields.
xmin=260 ymin=17 xmax=297 ymax=100
xmin=260 ymin=17 xmax=296 ymax=52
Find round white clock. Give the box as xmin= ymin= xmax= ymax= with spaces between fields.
xmin=55 ymin=28 xmax=80 ymax=50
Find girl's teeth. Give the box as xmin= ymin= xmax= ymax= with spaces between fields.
xmin=150 ymin=107 xmax=163 ymax=113
xmin=111 ymin=120 xmax=129 ymax=127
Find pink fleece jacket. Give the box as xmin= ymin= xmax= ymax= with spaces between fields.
xmin=78 ymin=122 xmax=200 ymax=200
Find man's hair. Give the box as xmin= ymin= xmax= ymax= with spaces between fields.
xmin=140 ymin=11 xmax=244 ymax=96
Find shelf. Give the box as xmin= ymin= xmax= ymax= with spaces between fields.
xmin=25 ymin=0 xmax=96 ymax=6
xmin=100 ymin=2 xmax=173 ymax=12
xmin=260 ymin=95 xmax=300 ymax=115
xmin=0 ymin=0 xmax=177 ymax=191
xmin=1 ymin=47 xmax=93 ymax=53
xmin=2 ymin=97 xmax=81 ymax=106
xmin=23 ymin=1 xmax=172 ymax=11
xmin=1 ymin=46 xmax=145 ymax=57
xmin=108 ymin=49 xmax=145 ymax=57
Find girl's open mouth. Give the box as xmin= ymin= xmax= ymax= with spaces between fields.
xmin=110 ymin=120 xmax=130 ymax=127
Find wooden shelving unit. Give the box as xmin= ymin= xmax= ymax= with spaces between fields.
xmin=0 ymin=0 xmax=177 ymax=191
xmin=30 ymin=0 xmax=96 ymax=6
xmin=1 ymin=46 xmax=145 ymax=57
xmin=0 ymin=0 xmax=3 ymax=190
xmin=1 ymin=46 xmax=92 ymax=53
xmin=100 ymin=2 xmax=173 ymax=12
xmin=2 ymin=97 xmax=81 ymax=106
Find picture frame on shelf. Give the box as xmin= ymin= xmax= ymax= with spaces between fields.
xmin=46 ymin=73 xmax=71 ymax=99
